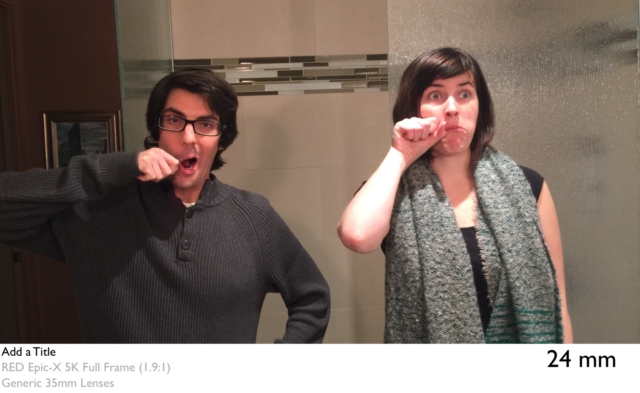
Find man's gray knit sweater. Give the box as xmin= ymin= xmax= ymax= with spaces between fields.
xmin=0 ymin=151 xmax=330 ymax=343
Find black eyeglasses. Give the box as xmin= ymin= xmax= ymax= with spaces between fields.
xmin=159 ymin=115 xmax=226 ymax=136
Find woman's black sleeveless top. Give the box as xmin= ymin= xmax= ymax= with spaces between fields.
xmin=378 ymin=166 xmax=544 ymax=334
xmin=461 ymin=166 xmax=543 ymax=333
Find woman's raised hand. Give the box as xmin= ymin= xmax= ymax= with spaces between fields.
xmin=392 ymin=117 xmax=446 ymax=169
xmin=337 ymin=117 xmax=445 ymax=253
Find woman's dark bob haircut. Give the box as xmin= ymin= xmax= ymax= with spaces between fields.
xmin=393 ymin=47 xmax=494 ymax=170
xmin=146 ymin=67 xmax=239 ymax=170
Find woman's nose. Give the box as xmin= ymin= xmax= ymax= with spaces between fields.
xmin=445 ymin=97 xmax=458 ymax=117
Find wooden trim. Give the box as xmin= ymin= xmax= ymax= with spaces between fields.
xmin=0 ymin=0 xmax=29 ymax=343
xmin=0 ymin=1 xmax=18 ymax=171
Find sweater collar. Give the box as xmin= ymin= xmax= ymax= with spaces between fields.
xmin=145 ymin=173 xmax=229 ymax=208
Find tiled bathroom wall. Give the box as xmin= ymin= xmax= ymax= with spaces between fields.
xmin=174 ymin=55 xmax=388 ymax=95
xmin=170 ymin=0 xmax=390 ymax=343
xmin=168 ymin=0 xmax=640 ymax=345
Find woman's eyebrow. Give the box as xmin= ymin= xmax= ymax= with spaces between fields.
xmin=428 ymin=81 xmax=474 ymax=88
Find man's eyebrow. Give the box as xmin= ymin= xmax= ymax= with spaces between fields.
xmin=162 ymin=108 xmax=186 ymax=117
xmin=196 ymin=115 xmax=220 ymax=121
xmin=162 ymin=108 xmax=219 ymax=120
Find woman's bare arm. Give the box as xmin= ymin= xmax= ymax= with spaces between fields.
xmin=537 ymin=181 xmax=574 ymax=343
xmin=337 ymin=118 xmax=445 ymax=253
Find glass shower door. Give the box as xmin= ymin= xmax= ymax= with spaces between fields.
xmin=387 ymin=0 xmax=640 ymax=343
xmin=115 ymin=0 xmax=173 ymax=151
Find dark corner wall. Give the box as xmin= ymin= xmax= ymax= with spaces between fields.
xmin=1 ymin=0 xmax=121 ymax=342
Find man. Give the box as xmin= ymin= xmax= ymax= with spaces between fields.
xmin=0 ymin=68 xmax=330 ymax=343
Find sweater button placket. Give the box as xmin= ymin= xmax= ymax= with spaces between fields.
xmin=178 ymin=208 xmax=194 ymax=262
xmin=181 ymin=239 xmax=191 ymax=250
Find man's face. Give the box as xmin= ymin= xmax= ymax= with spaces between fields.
xmin=158 ymin=88 xmax=221 ymax=203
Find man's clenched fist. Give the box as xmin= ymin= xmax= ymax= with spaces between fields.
xmin=137 ymin=148 xmax=179 ymax=182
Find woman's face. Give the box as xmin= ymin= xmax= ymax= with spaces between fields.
xmin=419 ymin=73 xmax=479 ymax=158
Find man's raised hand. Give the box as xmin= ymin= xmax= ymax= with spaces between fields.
xmin=137 ymin=148 xmax=179 ymax=182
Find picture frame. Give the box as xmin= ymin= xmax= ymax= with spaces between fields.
xmin=43 ymin=111 xmax=123 ymax=169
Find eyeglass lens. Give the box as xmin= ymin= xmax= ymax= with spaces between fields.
xmin=160 ymin=116 xmax=220 ymax=135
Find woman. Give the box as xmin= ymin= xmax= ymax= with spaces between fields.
xmin=337 ymin=47 xmax=572 ymax=343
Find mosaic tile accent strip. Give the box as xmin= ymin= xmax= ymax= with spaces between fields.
xmin=174 ymin=54 xmax=388 ymax=96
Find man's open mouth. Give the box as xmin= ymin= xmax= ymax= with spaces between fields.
xmin=181 ymin=157 xmax=197 ymax=169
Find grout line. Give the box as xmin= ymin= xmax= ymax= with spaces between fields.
xmin=240 ymin=96 xmax=247 ymax=169
xmin=312 ymin=0 xmax=317 ymax=57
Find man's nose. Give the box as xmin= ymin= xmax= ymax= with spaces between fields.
xmin=445 ymin=96 xmax=458 ymax=117
xmin=182 ymin=123 xmax=197 ymax=144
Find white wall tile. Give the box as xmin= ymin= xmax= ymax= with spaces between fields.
xmin=314 ymin=0 xmax=388 ymax=56
xmin=171 ymin=0 xmax=316 ymax=59
xmin=321 ymin=92 xmax=391 ymax=166
xmin=224 ymin=70 xmax=279 ymax=79
xmin=242 ymin=94 xmax=330 ymax=169
xmin=300 ymin=238 xmax=385 ymax=310
xmin=264 ymin=84 xmax=292 ymax=92
xmin=255 ymin=311 xmax=288 ymax=343
xmin=218 ymin=96 xmax=247 ymax=171
xmin=242 ymin=92 xmax=390 ymax=170
xmin=323 ymin=307 xmax=385 ymax=343
xmin=319 ymin=165 xmax=379 ymax=239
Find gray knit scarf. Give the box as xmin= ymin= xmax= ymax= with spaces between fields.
xmin=384 ymin=146 xmax=563 ymax=343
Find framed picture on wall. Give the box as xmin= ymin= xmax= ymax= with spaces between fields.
xmin=43 ymin=111 xmax=123 ymax=169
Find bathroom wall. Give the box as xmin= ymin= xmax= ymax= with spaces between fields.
xmin=170 ymin=0 xmax=390 ymax=342
xmin=171 ymin=0 xmax=640 ymax=343
xmin=387 ymin=0 xmax=640 ymax=342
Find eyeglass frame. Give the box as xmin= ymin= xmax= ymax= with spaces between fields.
xmin=158 ymin=114 xmax=226 ymax=136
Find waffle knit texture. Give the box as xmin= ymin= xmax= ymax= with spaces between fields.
xmin=384 ymin=146 xmax=563 ymax=343
xmin=0 ymin=152 xmax=330 ymax=343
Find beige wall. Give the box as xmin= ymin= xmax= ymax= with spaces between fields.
xmin=171 ymin=0 xmax=388 ymax=58
xmin=170 ymin=0 xmax=390 ymax=342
